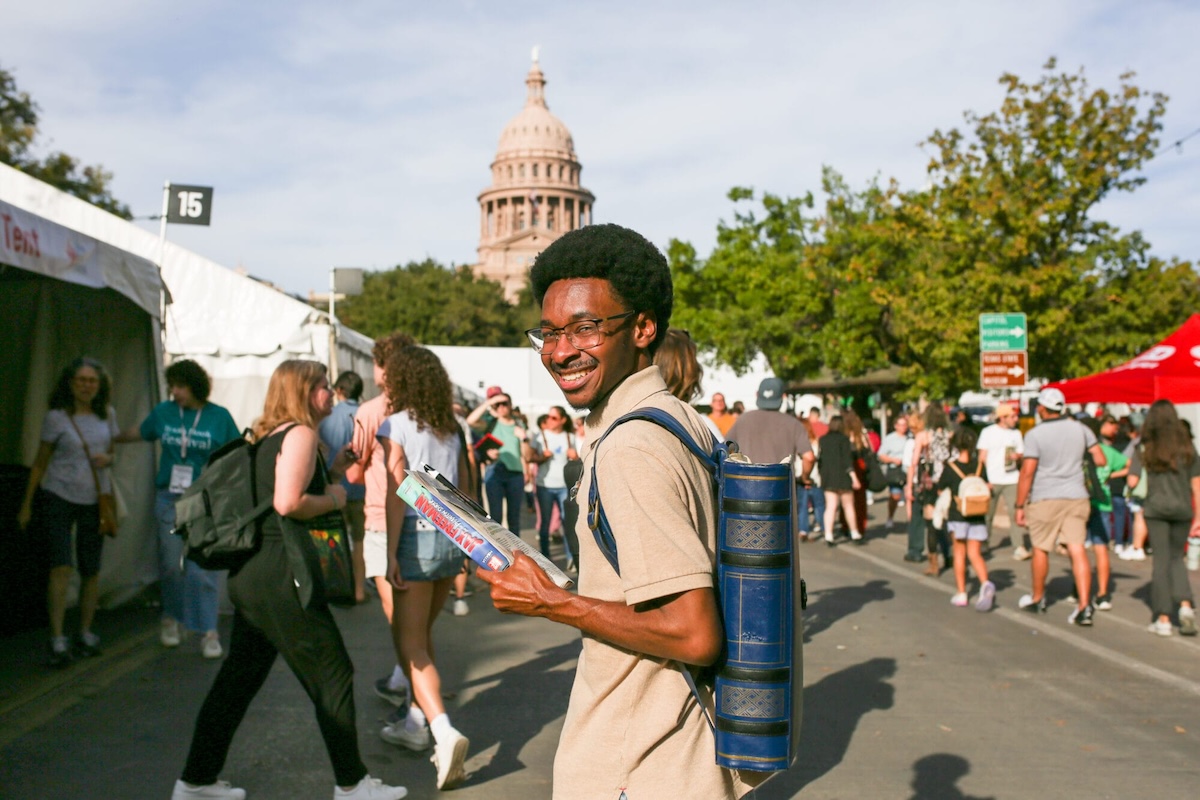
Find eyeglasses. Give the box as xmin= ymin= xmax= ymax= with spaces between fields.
xmin=494 ymin=401 xmax=511 ymax=407
xmin=525 ymin=310 xmax=638 ymax=353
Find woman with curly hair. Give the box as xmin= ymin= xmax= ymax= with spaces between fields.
xmin=376 ymin=346 xmax=471 ymax=790
xmin=1127 ymin=399 xmax=1200 ymax=637
xmin=174 ymin=360 xmax=405 ymax=800
xmin=18 ymin=357 xmax=118 ymax=667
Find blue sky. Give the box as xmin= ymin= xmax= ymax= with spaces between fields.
xmin=3 ymin=1 xmax=1197 ymax=295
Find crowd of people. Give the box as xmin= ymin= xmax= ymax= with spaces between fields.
xmin=15 ymin=222 xmax=1200 ymax=799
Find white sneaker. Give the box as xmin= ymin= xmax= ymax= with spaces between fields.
xmin=380 ymin=721 xmax=431 ymax=751
xmin=1125 ymin=548 xmax=1147 ymax=561
xmin=1148 ymin=619 xmax=1173 ymax=637
xmin=849 ymin=530 xmax=863 ymax=541
xmin=1114 ymin=543 xmax=1126 ymax=556
xmin=201 ymin=631 xmax=223 ymax=659
xmin=172 ymin=779 xmax=246 ymax=799
xmin=452 ymin=599 xmax=470 ymax=617
xmin=950 ymin=592 xmax=968 ymax=607
xmin=1179 ymin=606 xmax=1197 ymax=637
xmin=431 ymin=727 xmax=469 ymax=790
xmin=333 ymin=775 xmax=407 ymax=799
xmin=1012 ymin=546 xmax=1032 ymax=561
xmin=161 ymin=618 xmax=182 ymax=648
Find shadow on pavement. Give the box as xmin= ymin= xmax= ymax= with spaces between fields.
xmin=455 ymin=640 xmax=578 ymax=787
xmin=802 ymin=580 xmax=894 ymax=643
xmin=752 ymin=656 xmax=897 ymax=799
xmin=907 ymin=753 xmax=995 ymax=800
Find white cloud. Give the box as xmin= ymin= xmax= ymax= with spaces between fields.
xmin=2 ymin=0 xmax=1196 ymax=294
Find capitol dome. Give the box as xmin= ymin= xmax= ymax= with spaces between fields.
xmin=475 ymin=52 xmax=595 ymax=301
xmin=494 ymin=61 xmax=577 ymax=160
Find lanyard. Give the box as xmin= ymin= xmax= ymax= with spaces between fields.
xmin=178 ymin=405 xmax=203 ymax=459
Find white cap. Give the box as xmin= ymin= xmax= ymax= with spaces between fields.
xmin=1037 ymin=387 xmax=1066 ymax=413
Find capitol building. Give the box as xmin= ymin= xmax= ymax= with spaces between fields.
xmin=474 ymin=53 xmax=595 ymax=300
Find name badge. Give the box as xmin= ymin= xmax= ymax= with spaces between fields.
xmin=169 ymin=464 xmax=195 ymax=494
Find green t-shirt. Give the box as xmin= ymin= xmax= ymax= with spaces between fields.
xmin=489 ymin=418 xmax=525 ymax=472
xmin=141 ymin=400 xmax=240 ymax=490
xmin=1094 ymin=442 xmax=1127 ymax=512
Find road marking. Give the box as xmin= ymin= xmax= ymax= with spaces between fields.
xmin=838 ymin=543 xmax=1200 ymax=700
xmin=0 ymin=629 xmax=157 ymax=748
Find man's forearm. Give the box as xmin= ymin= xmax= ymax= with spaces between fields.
xmin=545 ymin=587 xmax=723 ymax=666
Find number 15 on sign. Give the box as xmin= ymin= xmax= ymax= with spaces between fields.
xmin=164 ymin=183 xmax=214 ymax=226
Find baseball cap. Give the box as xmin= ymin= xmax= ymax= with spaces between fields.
xmin=756 ymin=377 xmax=785 ymax=410
xmin=1037 ymin=387 xmax=1066 ymax=413
xmin=995 ymin=403 xmax=1018 ymax=419
xmin=486 ymin=386 xmax=505 ymax=399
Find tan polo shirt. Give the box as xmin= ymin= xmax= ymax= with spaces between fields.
xmin=554 ymin=366 xmax=763 ymax=800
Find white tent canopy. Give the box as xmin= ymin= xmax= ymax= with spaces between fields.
xmin=0 ymin=163 xmax=377 ymax=429
xmin=0 ymin=195 xmax=162 ymax=608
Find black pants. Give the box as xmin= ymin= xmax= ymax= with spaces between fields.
xmin=1146 ymin=516 xmax=1195 ymax=619
xmin=180 ymin=537 xmax=366 ymax=787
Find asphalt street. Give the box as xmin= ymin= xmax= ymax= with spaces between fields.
xmin=2 ymin=502 xmax=1198 ymax=799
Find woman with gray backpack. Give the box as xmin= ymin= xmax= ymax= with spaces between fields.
xmin=172 ymin=360 xmax=406 ymax=800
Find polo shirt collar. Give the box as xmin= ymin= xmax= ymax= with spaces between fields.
xmin=583 ymin=366 xmax=670 ymax=446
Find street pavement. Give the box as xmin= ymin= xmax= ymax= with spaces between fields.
xmin=2 ymin=501 xmax=1199 ymax=799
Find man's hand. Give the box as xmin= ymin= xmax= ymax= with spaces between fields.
xmin=477 ymin=551 xmax=565 ymax=618
xmin=1015 ymin=508 xmax=1026 ymax=528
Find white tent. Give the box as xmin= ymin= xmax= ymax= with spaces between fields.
xmin=0 ymin=196 xmax=162 ymax=610
xmin=0 ymin=163 xmax=378 ymax=429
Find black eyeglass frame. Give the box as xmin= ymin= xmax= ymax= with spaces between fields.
xmin=524 ymin=310 xmax=639 ymax=353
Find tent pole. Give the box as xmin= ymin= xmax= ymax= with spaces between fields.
xmin=328 ymin=267 xmax=339 ymax=379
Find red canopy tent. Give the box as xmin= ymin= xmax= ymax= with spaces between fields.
xmin=1045 ymin=314 xmax=1200 ymax=404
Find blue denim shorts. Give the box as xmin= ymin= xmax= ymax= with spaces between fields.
xmin=396 ymin=516 xmax=464 ymax=582
xmin=1086 ymin=507 xmax=1111 ymax=546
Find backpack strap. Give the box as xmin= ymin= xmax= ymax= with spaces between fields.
xmin=947 ymin=460 xmax=967 ymax=480
xmin=586 ymin=407 xmax=720 ymax=576
xmin=585 ymin=406 xmax=724 ymax=735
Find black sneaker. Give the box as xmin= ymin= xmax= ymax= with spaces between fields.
xmin=73 ymin=633 xmax=102 ymax=658
xmin=1095 ymin=593 xmax=1113 ymax=611
xmin=1068 ymin=604 xmax=1095 ymax=627
xmin=47 ymin=641 xmax=72 ymax=669
xmin=1018 ymin=594 xmax=1047 ymax=613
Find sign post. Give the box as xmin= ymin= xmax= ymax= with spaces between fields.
xmin=979 ymin=313 xmax=1028 ymax=389
xmin=327 ymin=267 xmax=365 ymax=378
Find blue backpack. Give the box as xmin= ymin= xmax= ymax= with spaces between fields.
xmin=587 ymin=407 xmax=804 ymax=773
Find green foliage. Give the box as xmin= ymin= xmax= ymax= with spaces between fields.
xmin=672 ymin=60 xmax=1199 ymax=398
xmin=337 ymin=259 xmax=535 ymax=346
xmin=0 ymin=65 xmax=131 ymax=219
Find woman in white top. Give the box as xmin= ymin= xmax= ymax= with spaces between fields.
xmin=377 ymin=346 xmax=472 ymax=790
xmin=17 ymin=357 xmax=118 ymax=667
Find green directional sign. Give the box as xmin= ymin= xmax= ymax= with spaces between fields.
xmin=979 ymin=313 xmax=1027 ymax=352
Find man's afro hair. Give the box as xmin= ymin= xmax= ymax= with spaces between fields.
xmin=530 ymin=224 xmax=672 ymax=352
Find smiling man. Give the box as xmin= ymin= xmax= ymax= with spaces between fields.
xmin=478 ymin=224 xmax=762 ymax=799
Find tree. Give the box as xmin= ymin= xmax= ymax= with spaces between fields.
xmin=671 ymin=60 xmax=1199 ymax=398
xmin=0 ymin=65 xmax=131 ymax=218
xmin=337 ymin=259 xmax=536 ymax=346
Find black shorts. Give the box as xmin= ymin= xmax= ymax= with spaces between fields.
xmin=40 ymin=489 xmax=104 ymax=577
